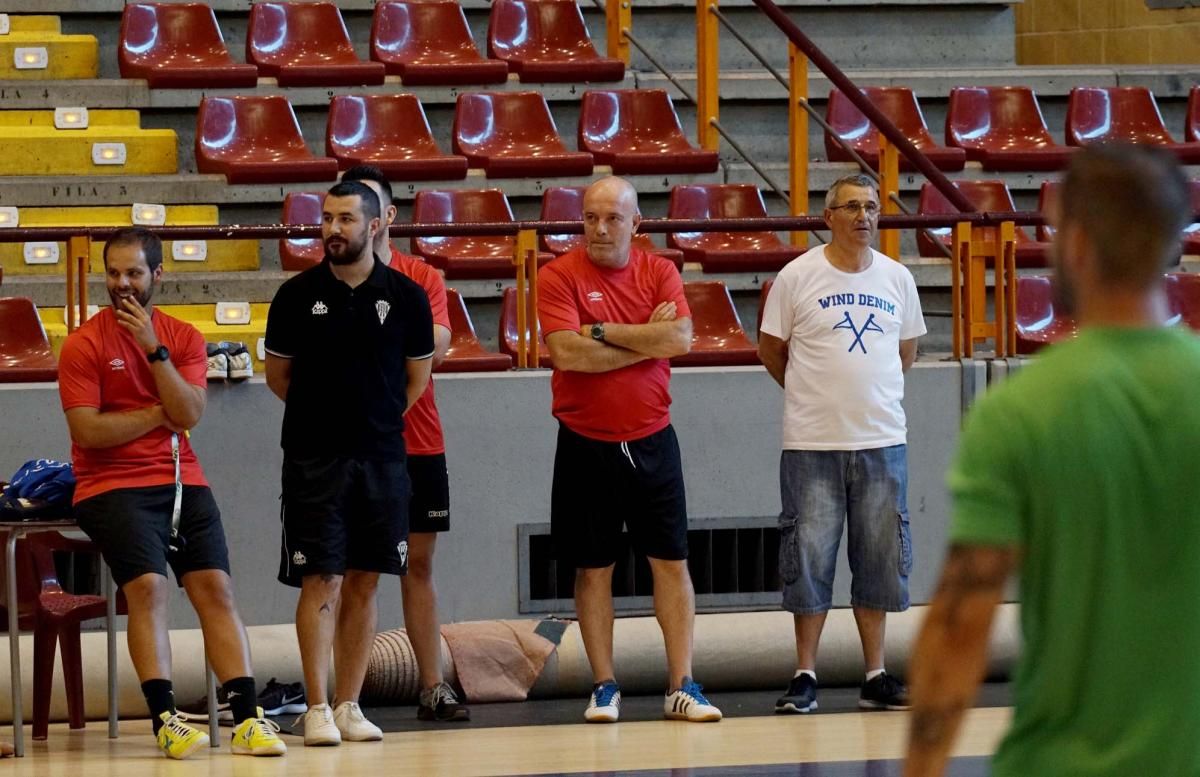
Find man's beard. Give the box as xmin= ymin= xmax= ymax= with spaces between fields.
xmin=325 ymin=234 xmax=368 ymax=265
xmin=109 ymin=286 xmax=152 ymax=310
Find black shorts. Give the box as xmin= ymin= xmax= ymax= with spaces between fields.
xmin=73 ymin=485 xmax=231 ymax=587
xmin=278 ymin=455 xmax=410 ymax=587
xmin=407 ymin=453 xmax=450 ymax=534
xmin=551 ymin=423 xmax=689 ymax=568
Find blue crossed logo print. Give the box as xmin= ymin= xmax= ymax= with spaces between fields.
xmin=833 ymin=311 xmax=883 ymax=353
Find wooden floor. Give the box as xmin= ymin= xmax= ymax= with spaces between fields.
xmin=5 ymin=708 xmax=1011 ymax=776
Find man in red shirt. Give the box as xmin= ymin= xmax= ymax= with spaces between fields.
xmin=341 ymin=165 xmax=468 ymax=722
xmin=57 ymin=228 xmax=285 ymax=759
xmin=538 ymin=176 xmax=721 ymax=724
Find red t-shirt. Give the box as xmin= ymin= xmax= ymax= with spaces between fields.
xmin=57 ymin=307 xmax=209 ymax=504
xmin=389 ymin=246 xmax=450 ymax=456
xmin=538 ymin=248 xmax=691 ymax=442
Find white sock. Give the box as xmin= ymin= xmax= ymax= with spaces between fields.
xmin=865 ymin=668 xmax=886 ymax=682
xmin=794 ymin=669 xmax=816 ymax=681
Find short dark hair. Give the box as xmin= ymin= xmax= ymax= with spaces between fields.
xmin=103 ymin=226 xmax=162 ymax=272
xmin=326 ymin=180 xmax=381 ymax=221
xmin=341 ymin=164 xmax=393 ymax=214
xmin=1060 ymin=143 xmax=1190 ymax=288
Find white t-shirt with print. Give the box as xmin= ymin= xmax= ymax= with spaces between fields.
xmin=760 ymin=245 xmax=926 ymax=450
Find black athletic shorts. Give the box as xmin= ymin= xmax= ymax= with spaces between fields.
xmin=407 ymin=453 xmax=450 ymax=534
xmin=551 ymin=423 xmax=689 ymax=568
xmin=73 ymin=485 xmax=231 ymax=587
xmin=278 ymin=455 xmax=410 ymax=587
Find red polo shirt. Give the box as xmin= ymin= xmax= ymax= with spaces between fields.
xmin=389 ymin=246 xmax=451 ymax=456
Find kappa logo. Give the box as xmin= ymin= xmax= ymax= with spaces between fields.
xmin=292 ymin=550 xmax=307 ymax=566
xmin=586 ymin=290 xmax=604 ymax=303
xmin=311 ymin=301 xmax=328 ymax=316
xmin=109 ymin=358 xmax=126 ymax=371
xmin=833 ymin=311 xmax=884 ymax=354
xmin=375 ymin=299 xmax=391 ymax=325
xmin=397 ymin=540 xmax=409 ymax=568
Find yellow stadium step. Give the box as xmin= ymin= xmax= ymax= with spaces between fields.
xmin=0 ymin=205 xmax=259 ymax=277
xmin=0 ymin=15 xmax=98 ymax=80
xmin=41 ymin=303 xmax=271 ymax=374
xmin=0 ymin=110 xmax=175 ymax=175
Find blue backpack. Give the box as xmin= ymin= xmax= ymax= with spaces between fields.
xmin=0 ymin=459 xmax=75 ymax=520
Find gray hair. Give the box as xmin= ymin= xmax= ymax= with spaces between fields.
xmin=825 ymin=174 xmax=878 ymax=209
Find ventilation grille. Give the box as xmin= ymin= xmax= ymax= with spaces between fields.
xmin=518 ymin=517 xmax=782 ymax=614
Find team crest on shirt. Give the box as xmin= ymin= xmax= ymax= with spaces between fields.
xmin=376 ymin=299 xmax=391 ymax=324
xmin=586 ymin=291 xmax=604 ymax=303
xmin=312 ymin=301 xmax=328 ymax=316
xmin=109 ymin=358 xmax=125 ymax=371
xmin=833 ymin=311 xmax=884 ymax=354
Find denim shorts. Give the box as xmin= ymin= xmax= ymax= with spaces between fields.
xmin=778 ymin=445 xmax=912 ymax=614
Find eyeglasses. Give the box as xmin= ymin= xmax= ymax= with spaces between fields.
xmin=828 ymin=201 xmax=880 ymax=216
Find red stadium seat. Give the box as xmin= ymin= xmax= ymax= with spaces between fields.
xmin=437 ymin=289 xmax=514 ymax=373
xmin=1066 ymin=87 xmax=1200 ymax=164
xmin=326 ymin=95 xmax=469 ymax=181
xmin=500 ymin=286 xmax=553 ymax=367
xmin=538 ymin=186 xmax=684 ymax=267
xmin=119 ymin=3 xmax=258 ymax=89
xmin=825 ymin=87 xmax=966 ymax=171
xmin=488 ymin=0 xmax=624 ymax=83
xmin=945 ymin=86 xmax=1075 ymax=171
xmin=279 ymin=191 xmax=325 ymax=272
xmin=196 ymin=96 xmax=339 ymax=184
xmin=666 ymin=184 xmax=801 ymax=273
xmin=672 ymin=281 xmax=759 ymax=367
xmin=1015 ymin=275 xmax=1077 ymax=355
xmin=578 ymin=89 xmax=719 ymax=175
xmin=0 ymin=298 xmax=57 ymax=382
xmin=1184 ymin=180 xmax=1200 ymax=256
xmin=411 ymin=189 xmax=553 ymax=280
xmin=247 ymin=2 xmax=386 ymax=87
xmin=1166 ymin=272 xmax=1200 ymax=331
xmin=916 ymin=180 xmax=1047 ymax=267
xmin=1187 ymin=86 xmax=1200 ymax=143
xmin=371 ymin=1 xmax=508 ymax=85
xmin=452 ymin=92 xmax=594 ymax=178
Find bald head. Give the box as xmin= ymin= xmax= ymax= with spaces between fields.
xmin=582 ymin=176 xmax=641 ymax=269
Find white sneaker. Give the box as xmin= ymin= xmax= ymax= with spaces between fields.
xmin=299 ymin=703 xmax=340 ymax=746
xmin=333 ymin=701 xmax=382 ymax=742
xmin=223 ymin=341 xmax=254 ymax=379
xmin=205 ymin=343 xmax=229 ymax=381
xmin=664 ymin=677 xmax=722 ymax=722
xmin=584 ymin=680 xmax=621 ymax=723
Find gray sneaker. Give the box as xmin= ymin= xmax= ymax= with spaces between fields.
xmin=417 ymin=681 xmax=470 ymax=722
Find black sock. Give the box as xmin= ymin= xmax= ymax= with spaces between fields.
xmin=142 ymin=679 xmax=175 ymax=734
xmin=223 ymin=676 xmax=258 ymax=723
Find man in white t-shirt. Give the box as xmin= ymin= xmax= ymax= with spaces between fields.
xmin=758 ymin=173 xmax=926 ymax=715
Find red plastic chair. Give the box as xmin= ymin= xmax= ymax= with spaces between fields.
xmin=326 ymin=95 xmax=469 ymax=181
xmin=452 ymin=92 xmax=594 ymax=178
xmin=1015 ymin=275 xmax=1077 ymax=354
xmin=916 ymin=181 xmax=1047 ymax=267
xmin=1187 ymin=86 xmax=1199 ymax=143
xmin=247 ymin=2 xmax=386 ymax=87
xmin=279 ymin=191 xmax=326 ymax=272
xmin=499 ymin=287 xmax=553 ymax=367
xmin=825 ymin=87 xmax=966 ymax=171
xmin=371 ymin=1 xmax=508 ymax=85
xmin=196 ymin=96 xmax=339 ymax=184
xmin=1185 ymin=180 xmax=1200 ymax=255
xmin=1166 ymin=272 xmax=1200 ymax=331
xmin=538 ymin=186 xmax=683 ymax=267
xmin=1066 ymin=87 xmax=1200 ymax=164
xmin=487 ymin=0 xmax=624 ymax=83
xmin=119 ymin=3 xmax=258 ymax=89
xmin=0 ymin=532 xmax=127 ymax=740
xmin=671 ymin=281 xmax=759 ymax=367
xmin=666 ymin=184 xmax=801 ymax=273
xmin=0 ymin=298 xmax=57 ymax=383
xmin=411 ymin=189 xmax=554 ymax=280
xmin=578 ymin=89 xmax=719 ymax=175
xmin=945 ymin=86 xmax=1075 ymax=171
xmin=436 ymin=289 xmax=514 ymax=373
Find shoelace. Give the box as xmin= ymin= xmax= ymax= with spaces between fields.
xmin=592 ymin=683 xmax=619 ymax=707
xmin=679 ymin=681 xmax=710 ymax=704
xmin=428 ymin=683 xmax=456 ymax=707
xmin=249 ymin=716 xmax=281 ymax=738
xmin=163 ymin=714 xmax=196 ymax=737
xmin=296 ymin=706 xmax=332 ymax=729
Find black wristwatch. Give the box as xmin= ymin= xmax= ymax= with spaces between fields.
xmin=146 ymin=345 xmax=170 ymax=364
xmin=590 ymin=322 xmax=606 ymax=342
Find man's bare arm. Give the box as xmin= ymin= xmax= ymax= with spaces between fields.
xmin=900 ymin=337 xmax=919 ymax=373
xmin=545 ymin=330 xmax=648 ymax=373
xmin=600 ymin=317 xmax=692 ymax=359
xmin=265 ymin=354 xmax=292 ymax=402
xmin=903 ymin=543 xmax=1018 ymax=777
xmin=430 ymin=324 xmax=452 ymax=369
xmin=758 ymin=331 xmax=788 ymax=388
xmin=405 ymin=356 xmax=433 ymax=413
xmin=65 ymin=405 xmax=176 ymax=449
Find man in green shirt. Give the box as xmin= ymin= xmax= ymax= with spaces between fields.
xmin=904 ymin=144 xmax=1200 ymax=777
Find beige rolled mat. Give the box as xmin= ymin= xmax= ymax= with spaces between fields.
xmin=0 ymin=604 xmax=1018 ymax=722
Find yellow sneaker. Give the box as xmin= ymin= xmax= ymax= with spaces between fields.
xmin=231 ymin=707 xmax=287 ymax=756
xmin=157 ymin=711 xmax=209 ymax=759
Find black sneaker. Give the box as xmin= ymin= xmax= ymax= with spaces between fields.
xmin=257 ymin=678 xmax=307 ymax=717
xmin=775 ymin=673 xmax=818 ymax=714
xmin=858 ymin=671 xmax=911 ymax=710
xmin=176 ymin=686 xmax=231 ymax=722
xmin=417 ymin=681 xmax=470 ymax=722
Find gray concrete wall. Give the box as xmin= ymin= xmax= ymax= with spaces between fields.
xmin=0 ymin=361 xmax=961 ymax=630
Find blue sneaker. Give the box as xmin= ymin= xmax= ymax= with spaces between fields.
xmin=664 ymin=677 xmax=722 ymax=722
xmin=584 ymin=680 xmax=621 ymax=723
